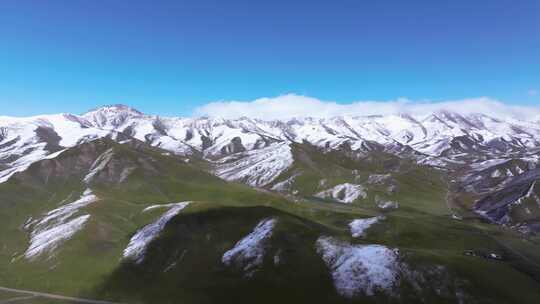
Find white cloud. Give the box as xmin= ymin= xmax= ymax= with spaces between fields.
xmin=194 ymin=94 xmax=540 ymax=120
xmin=528 ymin=89 xmax=538 ymax=96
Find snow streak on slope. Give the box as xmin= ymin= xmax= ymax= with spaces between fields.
xmin=470 ymin=159 xmax=510 ymax=171
xmin=142 ymin=202 xmax=192 ymax=212
xmin=83 ymin=148 xmax=114 ymax=183
xmin=222 ymin=218 xmax=277 ymax=277
xmin=498 ymin=181 xmax=540 ymax=224
xmin=316 ymin=236 xmax=400 ymax=298
xmin=377 ymin=200 xmax=399 ymax=210
xmin=349 ymin=216 xmax=384 ymax=238
xmin=214 ymin=143 xmax=293 ymax=187
xmin=271 ymin=172 xmax=300 ymax=192
xmin=316 ymin=183 xmax=367 ymax=203
xmin=123 ymin=202 xmax=191 ymax=264
xmin=24 ymin=189 xmax=98 ymax=260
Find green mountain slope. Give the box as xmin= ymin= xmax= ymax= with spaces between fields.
xmin=0 ymin=138 xmax=539 ymax=303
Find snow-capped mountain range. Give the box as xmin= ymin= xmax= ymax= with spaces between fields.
xmin=1 ymin=104 xmax=540 ymax=186
xmin=3 ymin=105 xmax=540 ymax=304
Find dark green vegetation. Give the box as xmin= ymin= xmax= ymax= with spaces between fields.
xmin=0 ymin=138 xmax=540 ymax=303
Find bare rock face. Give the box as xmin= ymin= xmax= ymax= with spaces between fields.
xmin=34 ymin=126 xmax=63 ymax=152
xmin=474 ymin=169 xmax=540 ymax=229
xmin=0 ymin=127 xmax=7 ymax=142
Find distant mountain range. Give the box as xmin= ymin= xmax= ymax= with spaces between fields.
xmin=3 ymin=104 xmax=540 ymax=175
xmin=1 ymin=105 xmax=540 ymax=303
xmin=2 ymin=104 xmax=540 ymax=226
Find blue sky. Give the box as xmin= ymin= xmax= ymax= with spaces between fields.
xmin=0 ymin=0 xmax=538 ymax=117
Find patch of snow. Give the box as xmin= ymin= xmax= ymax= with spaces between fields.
xmin=222 ymin=218 xmax=277 ymax=277
xmin=37 ymin=190 xmax=97 ymax=226
xmin=377 ymin=200 xmax=399 ymax=210
xmin=118 ymin=166 xmax=135 ymax=183
xmin=452 ymin=214 xmax=463 ymax=220
xmin=142 ymin=201 xmax=192 ymax=212
xmin=367 ymin=174 xmax=391 ymax=185
xmin=150 ymin=135 xmax=195 ymax=156
xmin=488 ymin=253 xmax=502 ymax=260
xmin=349 ymin=216 xmax=384 ymax=238
xmin=316 ymin=236 xmax=400 ymax=297
xmin=25 ymin=215 xmax=90 ymax=260
xmin=512 ymin=181 xmax=538 ymax=208
xmin=491 ymin=169 xmax=502 ymax=178
xmin=83 ymin=148 xmax=114 ymax=183
xmin=214 ymin=142 xmax=293 ymax=187
xmin=123 ymin=202 xmax=191 ymax=263
xmin=271 ymin=172 xmax=300 ymax=192
xmin=43 ymin=148 xmax=67 ymax=159
xmin=202 ymin=127 xmax=262 ymax=157
xmin=24 ymin=189 xmax=97 ymax=259
xmin=316 ymin=183 xmax=367 ymax=203
xmin=470 ymin=159 xmax=508 ymax=171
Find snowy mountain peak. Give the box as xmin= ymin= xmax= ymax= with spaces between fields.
xmin=84 ymin=104 xmax=143 ymax=115
xmin=82 ymin=104 xmax=144 ymax=129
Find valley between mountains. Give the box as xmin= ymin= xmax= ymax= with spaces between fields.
xmin=1 ymin=104 xmax=540 ymax=303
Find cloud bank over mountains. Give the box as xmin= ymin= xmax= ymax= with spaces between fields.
xmin=194 ymin=94 xmax=540 ymax=120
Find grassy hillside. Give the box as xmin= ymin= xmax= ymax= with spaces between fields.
xmin=0 ymin=139 xmax=539 ymax=303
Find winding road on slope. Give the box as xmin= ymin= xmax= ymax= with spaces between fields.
xmin=0 ymin=286 xmax=122 ymax=304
